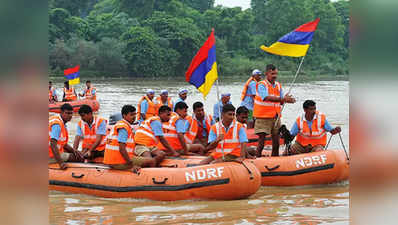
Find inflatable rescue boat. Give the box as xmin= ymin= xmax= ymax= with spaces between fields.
xmin=49 ymin=99 xmax=100 ymax=113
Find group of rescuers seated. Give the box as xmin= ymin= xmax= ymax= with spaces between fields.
xmin=49 ymin=64 xmax=341 ymax=171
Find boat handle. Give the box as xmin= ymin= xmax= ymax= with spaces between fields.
xmin=265 ymin=165 xmax=280 ymax=171
xmin=163 ymin=164 xmax=178 ymax=168
xmin=152 ymin=177 xmax=168 ymax=184
xmin=71 ymin=172 xmax=85 ymax=178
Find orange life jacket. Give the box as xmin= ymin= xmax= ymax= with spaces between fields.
xmin=48 ymin=115 xmax=68 ymax=158
xmin=296 ymin=111 xmax=327 ymax=147
xmin=103 ymin=119 xmax=135 ymax=164
xmin=241 ymin=77 xmax=257 ymax=100
xmin=84 ymin=87 xmax=96 ymax=100
xmin=63 ymin=87 xmax=77 ymax=101
xmin=134 ymin=116 xmax=161 ymax=147
xmin=253 ymin=80 xmax=282 ymax=119
xmin=184 ymin=116 xmax=198 ymax=144
xmin=78 ymin=116 xmax=107 ymax=151
xmin=137 ymin=95 xmax=156 ymax=121
xmin=210 ymin=120 xmax=243 ymax=159
xmin=156 ymin=115 xmax=185 ymax=150
xmin=155 ymin=96 xmax=173 ymax=115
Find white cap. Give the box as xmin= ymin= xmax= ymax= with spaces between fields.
xmin=146 ymin=89 xmax=155 ymax=94
xmin=160 ymin=89 xmax=168 ymax=95
xmin=221 ymin=93 xmax=231 ymax=97
xmin=252 ymin=69 xmax=262 ymax=75
xmin=179 ymin=89 xmax=188 ymax=94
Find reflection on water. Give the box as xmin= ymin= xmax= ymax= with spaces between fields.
xmin=49 ymin=78 xmax=349 ymax=224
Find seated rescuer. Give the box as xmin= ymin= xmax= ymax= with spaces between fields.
xmin=62 ymin=81 xmax=77 ymax=102
xmin=137 ymin=89 xmax=156 ymax=123
xmin=287 ymin=100 xmax=342 ymax=155
xmin=192 ymin=101 xmax=215 ymax=147
xmin=199 ymin=104 xmax=248 ymax=165
xmin=157 ymin=102 xmax=205 ymax=155
xmin=49 ymin=103 xmax=84 ymax=169
xmin=73 ymin=104 xmax=107 ymax=161
xmin=236 ymin=106 xmax=256 ymax=158
xmin=134 ymin=106 xmax=179 ymax=164
xmin=79 ymin=80 xmax=97 ymax=100
xmin=104 ymin=105 xmax=156 ymax=172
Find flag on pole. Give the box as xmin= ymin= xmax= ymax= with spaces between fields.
xmin=260 ymin=18 xmax=320 ymax=57
xmin=64 ymin=65 xmax=80 ymax=85
xmin=185 ymin=29 xmax=218 ymax=98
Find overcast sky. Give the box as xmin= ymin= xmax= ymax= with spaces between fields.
xmin=214 ymin=0 xmax=251 ymax=9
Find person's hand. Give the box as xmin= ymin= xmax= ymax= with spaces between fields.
xmin=216 ymin=134 xmax=224 ymax=143
xmin=132 ymin=165 xmax=141 ymax=174
xmin=246 ymin=154 xmax=256 ymax=159
xmin=330 ymin=126 xmax=342 ymax=135
xmin=283 ymin=94 xmax=296 ymax=104
xmin=171 ymin=151 xmax=180 ymax=157
xmin=234 ymin=157 xmax=244 ymax=163
xmin=59 ymin=162 xmax=67 ymax=170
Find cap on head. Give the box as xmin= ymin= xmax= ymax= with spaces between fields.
xmin=146 ymin=89 xmax=155 ymax=94
xmin=252 ymin=69 xmax=262 ymax=75
xmin=221 ymin=93 xmax=231 ymax=98
xmin=160 ymin=89 xmax=168 ymax=95
xmin=178 ymin=89 xmax=188 ymax=95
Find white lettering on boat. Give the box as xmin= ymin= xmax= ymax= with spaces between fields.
xmin=296 ymin=154 xmax=327 ymax=168
xmin=185 ymin=167 xmax=224 ymax=182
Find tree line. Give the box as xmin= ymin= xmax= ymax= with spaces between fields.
xmin=49 ymin=0 xmax=349 ymax=77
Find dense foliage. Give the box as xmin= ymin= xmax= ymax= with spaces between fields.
xmin=49 ymin=0 xmax=349 ymax=77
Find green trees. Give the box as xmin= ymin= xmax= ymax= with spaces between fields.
xmin=49 ymin=0 xmax=350 ymax=77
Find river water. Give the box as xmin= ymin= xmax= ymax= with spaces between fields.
xmin=49 ymin=77 xmax=349 ymax=225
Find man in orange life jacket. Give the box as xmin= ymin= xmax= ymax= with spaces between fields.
xmin=49 ymin=81 xmax=58 ymax=103
xmin=236 ymin=106 xmax=256 ymax=158
xmin=62 ymin=81 xmax=77 ymax=102
xmin=79 ymin=80 xmax=96 ymax=100
xmin=137 ymin=89 xmax=156 ymax=123
xmin=49 ymin=103 xmax=84 ymax=169
xmin=287 ymin=100 xmax=341 ymax=155
xmin=104 ymin=105 xmax=156 ymax=172
xmin=240 ymin=69 xmax=262 ymax=128
xmin=192 ymin=101 xmax=215 ymax=147
xmin=157 ymin=102 xmax=205 ymax=155
xmin=254 ymin=64 xmax=296 ymax=157
xmin=155 ymin=90 xmax=173 ymax=114
xmin=134 ymin=105 xmax=178 ymax=165
xmin=199 ymin=104 xmax=248 ymax=164
xmin=73 ymin=104 xmax=107 ymax=161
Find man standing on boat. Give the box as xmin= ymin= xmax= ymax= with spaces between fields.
xmin=192 ymin=101 xmax=215 ymax=147
xmin=199 ymin=104 xmax=248 ymax=164
xmin=137 ymin=89 xmax=156 ymax=123
xmin=49 ymin=103 xmax=84 ymax=169
xmin=73 ymin=105 xmax=107 ymax=162
xmin=104 ymin=105 xmax=156 ymax=172
xmin=134 ymin=105 xmax=179 ymax=165
xmin=62 ymin=81 xmax=77 ymax=102
xmin=49 ymin=81 xmax=58 ymax=103
xmin=213 ymin=93 xmax=232 ymax=122
xmin=287 ymin=100 xmax=341 ymax=155
xmin=240 ymin=69 xmax=262 ymax=128
xmin=157 ymin=102 xmax=205 ymax=155
xmin=155 ymin=90 xmax=173 ymax=114
xmin=79 ymin=80 xmax=96 ymax=100
xmin=253 ymin=64 xmax=296 ymax=157
xmin=173 ymin=89 xmax=188 ymax=111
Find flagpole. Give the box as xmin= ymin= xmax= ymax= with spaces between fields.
xmin=215 ymin=78 xmax=225 ymax=161
xmin=275 ymin=55 xmax=305 ymax=128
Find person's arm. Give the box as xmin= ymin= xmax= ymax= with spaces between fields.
xmin=206 ymin=129 xmax=223 ymax=151
xmin=73 ymin=124 xmax=83 ymax=150
xmin=259 ymin=84 xmax=294 ymax=103
xmin=62 ymin=92 xmax=66 ymax=102
xmin=53 ymin=90 xmax=58 ymax=101
xmin=50 ymin=139 xmax=66 ymax=169
xmin=238 ymin=127 xmax=248 ymax=160
xmin=290 ymin=122 xmax=299 ymax=137
xmin=152 ymin=120 xmax=178 ymax=155
xmin=141 ymin=100 xmax=148 ymax=120
xmin=117 ymin=128 xmax=133 ymax=167
xmin=324 ymin=119 xmax=341 ymax=134
xmin=248 ymin=81 xmax=256 ymax=98
xmin=176 ymin=120 xmax=188 ymax=154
